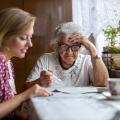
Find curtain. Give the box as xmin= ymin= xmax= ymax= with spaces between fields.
xmin=72 ymin=0 xmax=120 ymax=54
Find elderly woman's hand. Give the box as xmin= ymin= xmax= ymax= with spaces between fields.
xmin=39 ymin=70 xmax=53 ymax=87
xmin=69 ymin=32 xmax=97 ymax=57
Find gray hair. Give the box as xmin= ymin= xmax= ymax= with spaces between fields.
xmin=50 ymin=22 xmax=82 ymax=45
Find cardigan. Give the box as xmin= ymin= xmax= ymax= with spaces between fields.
xmin=0 ymin=54 xmax=16 ymax=119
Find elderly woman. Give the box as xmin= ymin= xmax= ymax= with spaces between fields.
xmin=26 ymin=22 xmax=109 ymax=88
xmin=0 ymin=8 xmax=51 ymax=120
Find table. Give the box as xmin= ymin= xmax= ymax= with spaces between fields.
xmin=28 ymin=87 xmax=120 ymax=120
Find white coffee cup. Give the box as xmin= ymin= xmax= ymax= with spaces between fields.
xmin=108 ymin=78 xmax=120 ymax=96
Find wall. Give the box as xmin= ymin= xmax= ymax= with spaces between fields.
xmin=0 ymin=0 xmax=72 ymax=92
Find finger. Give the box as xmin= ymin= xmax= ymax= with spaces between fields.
xmin=40 ymin=88 xmax=52 ymax=96
xmin=42 ymin=71 xmax=53 ymax=76
xmin=42 ymin=92 xmax=52 ymax=96
xmin=40 ymin=71 xmax=46 ymax=76
xmin=41 ymin=80 xmax=52 ymax=87
xmin=68 ymin=35 xmax=84 ymax=43
xmin=40 ymin=90 xmax=50 ymax=96
xmin=72 ymin=32 xmax=84 ymax=37
xmin=44 ymin=79 xmax=52 ymax=85
xmin=69 ymin=35 xmax=84 ymax=41
xmin=42 ymin=76 xmax=52 ymax=80
xmin=46 ymin=71 xmax=53 ymax=76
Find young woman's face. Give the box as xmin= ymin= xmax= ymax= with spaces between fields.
xmin=4 ymin=23 xmax=34 ymax=58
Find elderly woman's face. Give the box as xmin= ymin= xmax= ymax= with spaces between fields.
xmin=58 ymin=33 xmax=82 ymax=68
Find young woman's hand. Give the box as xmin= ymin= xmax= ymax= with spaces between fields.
xmin=22 ymin=84 xmax=52 ymax=100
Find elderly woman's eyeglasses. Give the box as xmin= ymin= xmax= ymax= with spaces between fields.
xmin=58 ymin=43 xmax=81 ymax=52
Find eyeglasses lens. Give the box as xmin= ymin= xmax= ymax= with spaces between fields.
xmin=58 ymin=44 xmax=81 ymax=52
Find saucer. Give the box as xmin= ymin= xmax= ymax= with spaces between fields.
xmin=102 ymin=91 xmax=120 ymax=100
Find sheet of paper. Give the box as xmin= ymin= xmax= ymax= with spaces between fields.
xmin=48 ymin=86 xmax=107 ymax=94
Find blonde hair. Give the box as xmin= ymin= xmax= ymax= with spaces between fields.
xmin=0 ymin=7 xmax=36 ymax=47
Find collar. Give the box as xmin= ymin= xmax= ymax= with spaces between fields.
xmin=58 ymin=55 xmax=75 ymax=70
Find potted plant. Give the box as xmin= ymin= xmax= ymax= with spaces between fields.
xmin=103 ymin=20 xmax=120 ymax=52
xmin=103 ymin=20 xmax=120 ymax=70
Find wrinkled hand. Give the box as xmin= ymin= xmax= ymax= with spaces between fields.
xmin=69 ymin=32 xmax=97 ymax=57
xmin=39 ymin=70 xmax=53 ymax=87
xmin=23 ymin=84 xmax=52 ymax=100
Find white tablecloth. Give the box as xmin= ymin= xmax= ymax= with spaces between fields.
xmin=29 ymin=87 xmax=120 ymax=120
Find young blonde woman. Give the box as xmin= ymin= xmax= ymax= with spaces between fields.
xmin=0 ymin=8 xmax=51 ymax=120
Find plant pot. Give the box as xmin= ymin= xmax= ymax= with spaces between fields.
xmin=111 ymin=54 xmax=120 ymax=70
xmin=103 ymin=46 xmax=110 ymax=52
